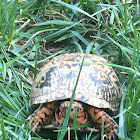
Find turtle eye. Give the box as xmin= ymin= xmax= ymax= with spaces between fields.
xmin=79 ymin=106 xmax=84 ymax=112
xmin=59 ymin=106 xmax=63 ymax=111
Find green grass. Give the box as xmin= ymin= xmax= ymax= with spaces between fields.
xmin=0 ymin=0 xmax=140 ymax=139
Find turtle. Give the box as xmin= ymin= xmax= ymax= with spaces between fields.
xmin=27 ymin=53 xmax=123 ymax=139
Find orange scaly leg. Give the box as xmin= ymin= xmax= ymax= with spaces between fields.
xmin=88 ymin=106 xmax=118 ymax=139
xmin=27 ymin=102 xmax=55 ymax=132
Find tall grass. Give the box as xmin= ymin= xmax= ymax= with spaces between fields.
xmin=0 ymin=0 xmax=139 ymax=139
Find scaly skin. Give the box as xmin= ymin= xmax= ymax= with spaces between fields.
xmin=88 ymin=106 xmax=118 ymax=139
xmin=27 ymin=102 xmax=55 ymax=131
xmin=27 ymin=101 xmax=118 ymax=139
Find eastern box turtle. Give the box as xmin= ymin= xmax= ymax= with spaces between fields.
xmin=27 ymin=53 xmax=123 ymax=139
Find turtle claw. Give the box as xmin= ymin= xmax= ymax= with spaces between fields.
xmin=110 ymin=131 xmax=118 ymax=140
xmin=107 ymin=126 xmax=118 ymax=140
xmin=112 ymin=125 xmax=119 ymax=140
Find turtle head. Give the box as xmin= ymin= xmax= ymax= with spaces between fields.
xmin=55 ymin=101 xmax=88 ymax=125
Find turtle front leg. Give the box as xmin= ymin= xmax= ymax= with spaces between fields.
xmin=27 ymin=102 xmax=55 ymax=132
xmin=88 ymin=106 xmax=118 ymax=139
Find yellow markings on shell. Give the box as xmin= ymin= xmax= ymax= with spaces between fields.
xmin=62 ymin=101 xmax=78 ymax=108
xmin=30 ymin=53 xmax=123 ymax=115
xmin=39 ymin=76 xmax=46 ymax=84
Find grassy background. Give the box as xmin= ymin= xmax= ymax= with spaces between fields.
xmin=0 ymin=0 xmax=140 ymax=139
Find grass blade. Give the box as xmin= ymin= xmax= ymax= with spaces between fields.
xmin=1 ymin=111 xmax=6 ymax=140
xmin=131 ymin=30 xmax=138 ymax=69
xmin=134 ymin=116 xmax=140 ymax=140
xmin=128 ymin=83 xmax=140 ymax=132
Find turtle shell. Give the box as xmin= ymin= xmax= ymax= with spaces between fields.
xmin=30 ymin=53 xmax=123 ymax=114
